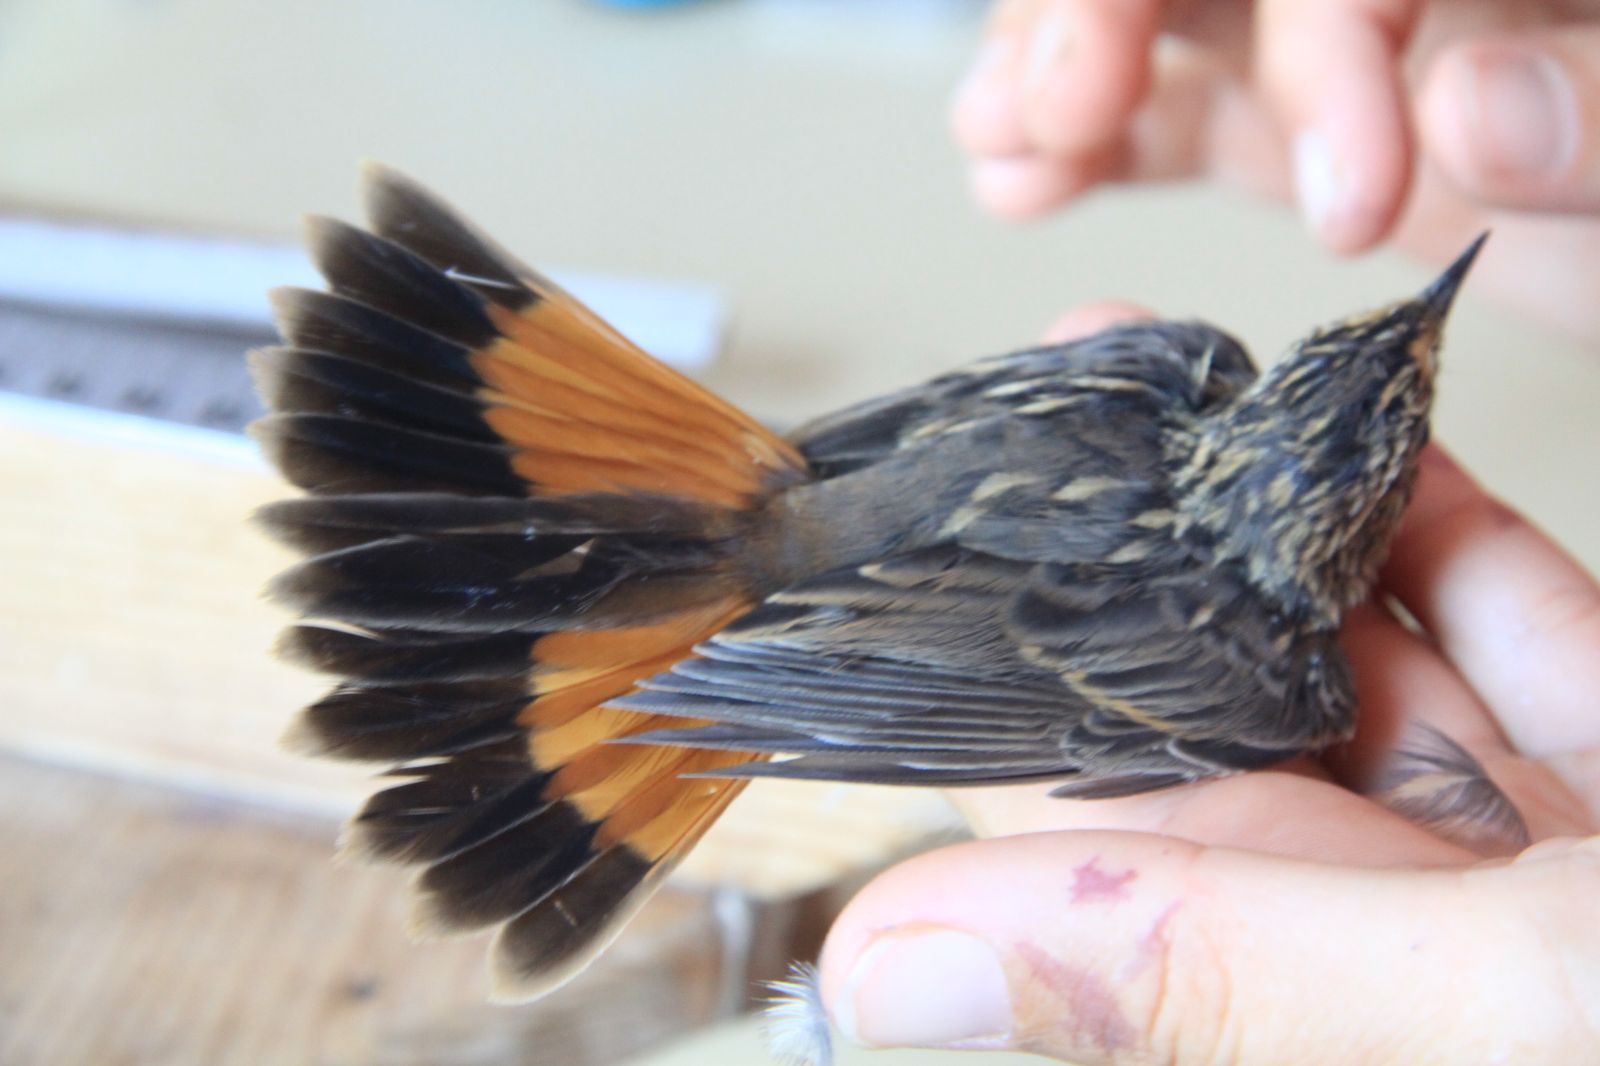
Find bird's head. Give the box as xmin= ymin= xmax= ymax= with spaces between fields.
xmin=1181 ymin=235 xmax=1487 ymax=624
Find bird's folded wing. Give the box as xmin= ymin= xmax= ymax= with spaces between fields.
xmin=788 ymin=321 xmax=1258 ymax=478
xmin=614 ymin=545 xmax=1357 ymax=798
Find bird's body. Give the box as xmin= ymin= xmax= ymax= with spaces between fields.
xmin=649 ymin=321 xmax=1362 ymax=795
xmin=254 ymin=167 xmax=1478 ymax=998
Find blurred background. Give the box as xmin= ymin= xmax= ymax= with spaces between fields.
xmin=1 ymin=1 xmax=1596 ymax=1064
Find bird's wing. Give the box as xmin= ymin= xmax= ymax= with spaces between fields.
xmin=789 ymin=321 xmax=1258 ymax=477
xmin=1006 ymin=559 xmax=1357 ymax=793
xmin=615 ymin=544 xmax=1356 ymax=798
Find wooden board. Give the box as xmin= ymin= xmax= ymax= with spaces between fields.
xmin=0 ymin=400 xmax=345 ymax=806
xmin=0 ymin=400 xmax=961 ymax=886
xmin=0 ymin=753 xmax=844 ymax=1066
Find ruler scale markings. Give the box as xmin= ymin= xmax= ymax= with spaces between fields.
xmin=0 ymin=216 xmax=726 ymax=437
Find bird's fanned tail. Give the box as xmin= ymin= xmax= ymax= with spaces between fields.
xmin=254 ymin=164 xmax=807 ymax=998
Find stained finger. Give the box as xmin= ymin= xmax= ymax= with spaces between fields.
xmin=810 ymin=831 xmax=1598 ymax=1063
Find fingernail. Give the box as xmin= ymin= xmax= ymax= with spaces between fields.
xmin=1025 ymin=9 xmax=1071 ymax=89
xmin=1293 ymin=129 xmax=1341 ymax=236
xmin=1466 ymin=49 xmax=1577 ymax=179
xmin=835 ymin=929 xmax=1013 ymax=1049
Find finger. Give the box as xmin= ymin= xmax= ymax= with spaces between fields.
xmin=1335 ymin=603 xmax=1590 ymax=849
xmin=953 ymin=0 xmax=1167 ymax=162
xmin=968 ymin=152 xmax=1112 ymax=219
xmin=951 ymin=23 xmax=1032 ymax=158
xmin=1380 ymin=447 xmax=1600 ymax=759
xmin=1015 ymin=0 xmax=1166 ymax=158
xmin=1042 ymin=300 xmax=1153 ymax=341
xmin=1120 ymin=50 xmax=1289 ymax=198
xmin=1418 ymin=26 xmax=1600 ymax=213
xmin=1256 ymin=0 xmax=1424 ymax=252
xmin=815 ymin=832 xmax=1600 ymax=1063
xmin=953 ymin=766 xmax=1472 ymax=865
xmin=963 ymin=44 xmax=1291 ymax=217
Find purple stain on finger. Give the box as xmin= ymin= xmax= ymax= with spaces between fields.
xmin=1069 ymin=856 xmax=1136 ymax=904
xmin=1014 ymin=941 xmax=1137 ymax=1053
xmin=1120 ymin=901 xmax=1181 ymax=981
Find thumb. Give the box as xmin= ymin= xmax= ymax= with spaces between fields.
xmin=1419 ymin=27 xmax=1600 ymax=213
xmin=816 ymin=831 xmax=1600 ymax=1064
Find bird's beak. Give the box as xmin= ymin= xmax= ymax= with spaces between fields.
xmin=1421 ymin=232 xmax=1489 ymax=320
xmin=1405 ymin=232 xmax=1487 ymax=373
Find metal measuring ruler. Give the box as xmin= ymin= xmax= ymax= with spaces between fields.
xmin=0 ymin=217 xmax=726 ymax=437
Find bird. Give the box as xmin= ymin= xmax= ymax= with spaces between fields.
xmin=251 ymin=164 xmax=1484 ymax=1001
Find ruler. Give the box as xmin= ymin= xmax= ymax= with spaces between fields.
xmin=0 ymin=218 xmax=726 ymax=437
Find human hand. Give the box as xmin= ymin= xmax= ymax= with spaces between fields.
xmin=809 ymin=305 xmax=1600 ymax=1064
xmin=950 ymin=2 xmax=1600 ymax=343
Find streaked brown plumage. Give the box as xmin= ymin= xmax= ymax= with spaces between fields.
xmin=253 ymin=165 xmax=1483 ymax=998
